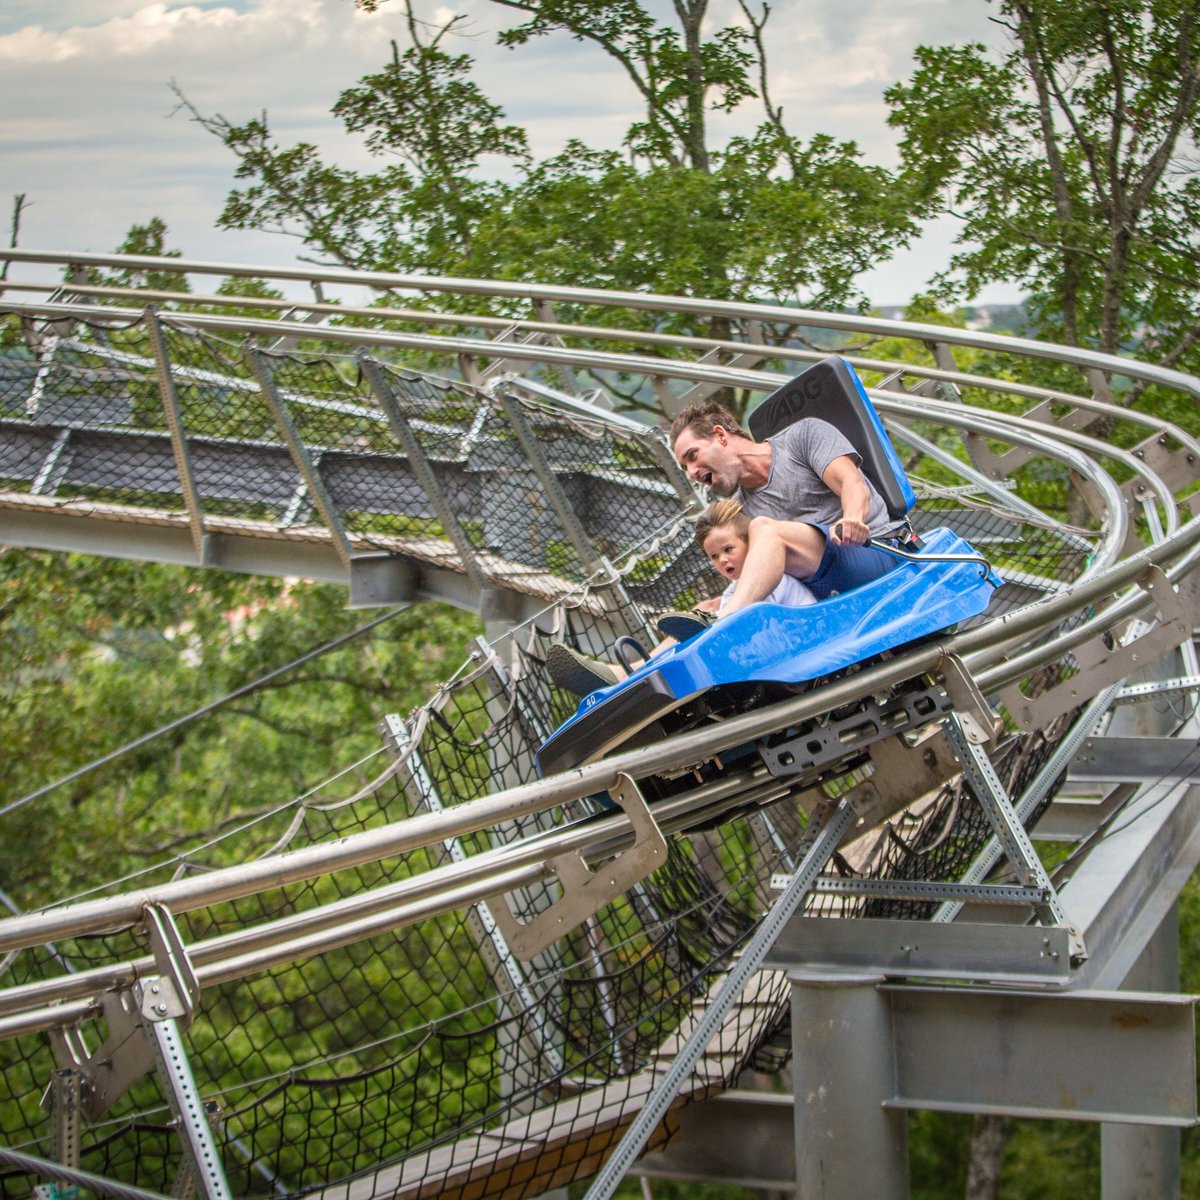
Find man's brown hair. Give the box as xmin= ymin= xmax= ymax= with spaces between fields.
xmin=669 ymin=402 xmax=749 ymax=447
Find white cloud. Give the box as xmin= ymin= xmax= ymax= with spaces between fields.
xmin=0 ymin=0 xmax=1022 ymax=303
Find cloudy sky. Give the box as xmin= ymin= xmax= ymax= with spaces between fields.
xmin=0 ymin=0 xmax=1021 ymax=304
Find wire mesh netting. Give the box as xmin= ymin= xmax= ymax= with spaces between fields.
xmin=0 ymin=630 xmax=1081 ymax=1199
xmin=0 ymin=319 xmax=691 ymax=606
xmin=0 ymin=629 xmax=1089 ymax=1194
xmin=0 ymin=314 xmax=1127 ymax=1196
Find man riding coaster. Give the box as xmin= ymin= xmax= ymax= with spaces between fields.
xmin=548 ymin=399 xmax=911 ymax=697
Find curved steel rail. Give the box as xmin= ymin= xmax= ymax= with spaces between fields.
xmin=0 ymin=251 xmax=1195 ymax=967
xmin=1 ymin=250 xmax=1198 ymax=1198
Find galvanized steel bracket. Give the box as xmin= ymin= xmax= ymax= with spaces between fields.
xmin=1000 ymin=565 xmax=1191 ymax=731
xmin=488 ymin=773 xmax=667 ymax=960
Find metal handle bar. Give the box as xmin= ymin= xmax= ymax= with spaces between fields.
xmin=833 ymin=523 xmax=995 ymax=576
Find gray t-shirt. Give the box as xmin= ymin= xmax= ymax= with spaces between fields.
xmin=736 ymin=418 xmax=891 ymax=533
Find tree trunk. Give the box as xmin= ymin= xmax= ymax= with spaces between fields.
xmin=1012 ymin=2 xmax=1082 ymax=346
xmin=965 ymin=1114 xmax=1011 ymax=1200
xmin=678 ymin=0 xmax=710 ymax=172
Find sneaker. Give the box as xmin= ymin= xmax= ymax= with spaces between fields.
xmin=656 ymin=610 xmax=716 ymax=642
xmin=546 ymin=643 xmax=622 ymax=696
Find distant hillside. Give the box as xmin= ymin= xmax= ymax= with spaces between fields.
xmin=873 ymin=302 xmax=1031 ymax=334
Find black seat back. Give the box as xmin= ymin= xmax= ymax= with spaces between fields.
xmin=747 ymin=356 xmax=915 ymax=521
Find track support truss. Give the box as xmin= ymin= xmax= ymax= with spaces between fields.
xmin=44 ymin=905 xmax=232 ymax=1199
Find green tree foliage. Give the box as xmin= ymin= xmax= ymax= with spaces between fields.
xmin=82 ymin=217 xmax=191 ymax=293
xmin=0 ymin=547 xmax=479 ymax=909
xmin=178 ymin=0 xmax=928 ymax=366
xmin=886 ymin=0 xmax=1200 ymax=378
xmin=490 ymin=0 xmax=756 ymax=172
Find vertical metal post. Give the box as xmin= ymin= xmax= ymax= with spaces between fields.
xmin=790 ymin=971 xmax=908 ymax=1200
xmin=359 ymin=351 xmax=488 ymax=591
xmin=142 ymin=1008 xmax=231 ymax=1199
xmin=924 ymin=339 xmax=958 ymax=374
xmin=492 ymin=384 xmax=604 ymax=576
xmin=582 ymin=799 xmax=856 ymax=1200
xmin=532 ymin=298 xmax=579 ymax=395
xmin=492 ymin=383 xmax=654 ymax=641
xmin=1101 ymin=908 xmax=1183 ymax=1199
xmin=139 ymin=904 xmax=230 ymax=1198
xmin=145 ymin=307 xmax=209 ymax=565
xmin=47 ymin=1068 xmax=81 ymax=1169
xmin=243 ymin=343 xmax=355 ymax=569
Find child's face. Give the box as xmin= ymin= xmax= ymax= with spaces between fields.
xmin=702 ymin=524 xmax=748 ymax=581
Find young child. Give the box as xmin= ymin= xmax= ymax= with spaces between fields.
xmin=547 ymin=499 xmax=816 ymax=696
xmin=693 ymin=498 xmax=817 ymax=615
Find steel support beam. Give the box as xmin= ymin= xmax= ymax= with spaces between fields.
xmin=1102 ymin=904 xmax=1183 ymax=1200
xmin=634 ymin=1091 xmax=796 ymax=1192
xmin=782 ymin=974 xmax=1196 ymax=1200
xmin=768 ymin=917 xmax=1072 ymax=985
xmin=347 ymin=553 xmax=420 ymax=609
xmin=791 ymin=971 xmax=908 ymax=1200
xmin=0 ymin=503 xmax=554 ymax=622
xmin=1071 ymin=736 xmax=1200 ymax=784
xmin=943 ymin=714 xmax=1082 ymax=958
xmin=886 ymin=983 xmax=1196 ymax=1125
xmin=1066 ymin=781 xmax=1200 ymax=992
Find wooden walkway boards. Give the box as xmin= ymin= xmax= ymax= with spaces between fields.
xmin=319 ymin=967 xmax=787 ymax=1200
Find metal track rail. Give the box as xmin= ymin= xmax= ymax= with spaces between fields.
xmin=1 ymin=252 xmax=1198 ymax=1199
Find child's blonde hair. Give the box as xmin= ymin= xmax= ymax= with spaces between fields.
xmin=694 ymin=498 xmax=750 ymax=548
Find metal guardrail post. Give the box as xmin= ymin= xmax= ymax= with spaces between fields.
xmin=531 ymin=298 xmax=579 ymax=395
xmin=145 ymin=307 xmax=210 ymax=565
xmin=583 ymin=798 xmax=857 ymax=1200
xmin=490 ymin=381 xmax=658 ymax=642
xmin=47 ymin=1067 xmax=82 ymax=1169
xmin=491 ymin=383 xmax=605 ymax=576
xmin=359 ymin=352 xmax=488 ymax=591
xmin=942 ymin=715 xmax=1084 ymax=962
xmin=138 ymin=905 xmax=230 ymax=1199
xmin=143 ymin=1012 xmax=230 ymax=1199
xmin=243 ymin=343 xmax=356 ymax=569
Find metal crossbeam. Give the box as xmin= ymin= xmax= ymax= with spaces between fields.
xmin=1071 ymin=736 xmax=1200 ymax=783
xmin=885 ymin=983 xmax=1197 ymax=1124
xmin=943 ymin=714 xmax=1083 ymax=960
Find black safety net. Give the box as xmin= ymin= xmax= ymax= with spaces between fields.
xmin=0 ymin=313 xmax=1122 ymax=1197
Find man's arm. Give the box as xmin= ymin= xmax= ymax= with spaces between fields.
xmin=715 ymin=517 xmax=825 ymax=615
xmin=822 ymin=455 xmax=873 ymax=545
